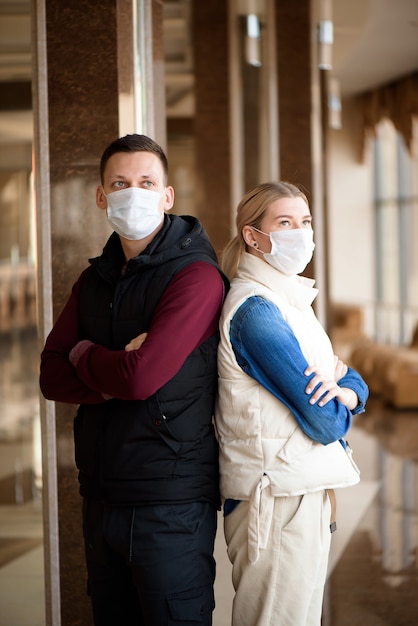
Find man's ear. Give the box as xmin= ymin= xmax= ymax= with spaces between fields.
xmin=96 ymin=186 xmax=107 ymax=211
xmin=163 ymin=185 xmax=175 ymax=212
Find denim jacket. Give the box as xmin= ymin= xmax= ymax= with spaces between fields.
xmin=230 ymin=296 xmax=367 ymax=444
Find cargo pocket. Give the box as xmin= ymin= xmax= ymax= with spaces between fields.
xmin=167 ymin=585 xmax=215 ymax=625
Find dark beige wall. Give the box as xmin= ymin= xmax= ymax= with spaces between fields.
xmin=193 ymin=0 xmax=231 ymax=257
xmin=192 ymin=0 xmax=318 ymax=264
xmin=275 ymin=0 xmax=325 ymax=294
xmin=276 ymin=0 xmax=313 ymax=198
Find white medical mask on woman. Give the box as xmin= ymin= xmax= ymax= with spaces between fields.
xmin=252 ymin=227 xmax=315 ymax=275
xmin=105 ymin=187 xmax=163 ymax=240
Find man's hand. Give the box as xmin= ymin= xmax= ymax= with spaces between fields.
xmin=125 ymin=332 xmax=148 ymax=352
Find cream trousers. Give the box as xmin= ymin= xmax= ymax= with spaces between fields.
xmin=224 ymin=490 xmax=332 ymax=626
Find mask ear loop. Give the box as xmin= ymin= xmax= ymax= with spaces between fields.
xmin=249 ymin=226 xmax=270 ymax=255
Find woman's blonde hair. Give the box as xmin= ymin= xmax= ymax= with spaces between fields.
xmin=221 ymin=181 xmax=309 ymax=279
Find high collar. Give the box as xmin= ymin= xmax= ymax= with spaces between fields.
xmin=236 ymin=252 xmax=318 ymax=310
xmin=87 ymin=214 xmax=225 ymax=288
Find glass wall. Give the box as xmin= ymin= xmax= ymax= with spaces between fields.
xmin=0 ymin=1 xmax=45 ymax=621
xmin=374 ymin=118 xmax=418 ymax=344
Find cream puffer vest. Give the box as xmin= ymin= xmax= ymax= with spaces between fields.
xmin=215 ymin=253 xmax=359 ymax=560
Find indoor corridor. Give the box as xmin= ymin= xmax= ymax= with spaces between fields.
xmin=0 ymin=327 xmax=418 ymax=626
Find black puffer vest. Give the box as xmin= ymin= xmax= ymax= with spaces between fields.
xmin=73 ymin=215 xmax=228 ymax=507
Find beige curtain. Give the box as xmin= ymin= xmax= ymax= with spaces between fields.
xmin=359 ymin=71 xmax=418 ymax=158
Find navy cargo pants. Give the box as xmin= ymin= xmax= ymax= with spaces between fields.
xmin=82 ymin=499 xmax=217 ymax=625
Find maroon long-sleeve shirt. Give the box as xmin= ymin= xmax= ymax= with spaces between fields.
xmin=40 ymin=261 xmax=225 ymax=405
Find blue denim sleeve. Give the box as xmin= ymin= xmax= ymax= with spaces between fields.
xmin=230 ymin=296 xmax=357 ymax=445
xmin=336 ymin=367 xmax=368 ymax=415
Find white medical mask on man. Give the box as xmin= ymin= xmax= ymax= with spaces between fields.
xmin=252 ymin=227 xmax=315 ymax=275
xmin=105 ymin=187 xmax=164 ymax=240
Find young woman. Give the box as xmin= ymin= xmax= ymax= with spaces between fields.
xmin=215 ymin=181 xmax=368 ymax=626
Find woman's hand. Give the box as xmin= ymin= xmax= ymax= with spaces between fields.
xmin=125 ymin=332 xmax=148 ymax=352
xmin=304 ymin=356 xmax=357 ymax=410
xmin=333 ymin=354 xmax=348 ymax=382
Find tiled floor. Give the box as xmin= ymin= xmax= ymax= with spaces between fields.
xmin=1 ymin=328 xmax=418 ymax=625
xmin=0 ymin=329 xmax=44 ymax=626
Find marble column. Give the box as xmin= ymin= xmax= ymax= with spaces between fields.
xmin=32 ymin=1 xmax=163 ymax=623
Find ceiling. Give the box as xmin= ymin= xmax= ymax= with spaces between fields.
xmin=332 ymin=0 xmax=418 ymax=96
xmin=0 ymin=0 xmax=417 ymax=142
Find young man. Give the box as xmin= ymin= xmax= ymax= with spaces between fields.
xmin=40 ymin=134 xmax=228 ymax=625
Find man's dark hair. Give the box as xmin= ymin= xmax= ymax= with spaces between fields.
xmin=100 ymin=134 xmax=169 ymax=184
